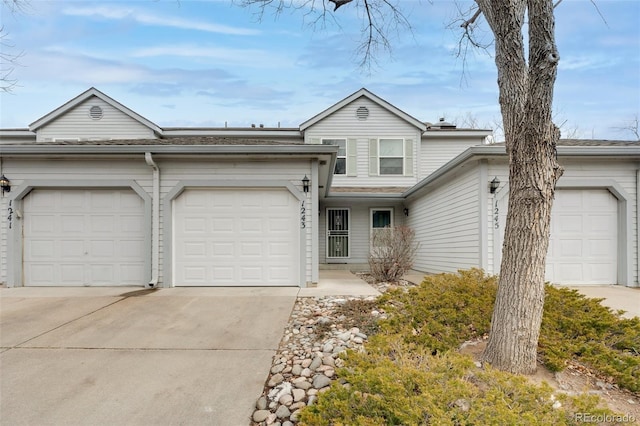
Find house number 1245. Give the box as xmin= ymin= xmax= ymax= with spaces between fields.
xmin=300 ymin=201 xmax=306 ymax=229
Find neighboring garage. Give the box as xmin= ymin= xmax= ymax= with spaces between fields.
xmin=22 ymin=189 xmax=146 ymax=286
xmin=172 ymin=188 xmax=300 ymax=286
xmin=546 ymin=189 xmax=618 ymax=285
xmin=497 ymin=188 xmax=619 ymax=285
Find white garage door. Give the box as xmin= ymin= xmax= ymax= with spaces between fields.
xmin=23 ymin=189 xmax=146 ymax=286
xmin=173 ymin=188 xmax=300 ymax=286
xmin=546 ymin=189 xmax=618 ymax=285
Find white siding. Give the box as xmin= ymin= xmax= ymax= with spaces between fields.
xmin=319 ymin=202 xmax=404 ymax=265
xmin=305 ymin=97 xmax=422 ymax=188
xmin=421 ymin=138 xmax=483 ymax=177
xmin=0 ymin=157 xmax=316 ymax=288
xmin=37 ymin=97 xmax=155 ymax=141
xmin=406 ymin=164 xmax=482 ymax=273
xmin=487 ymin=157 xmax=638 ymax=286
xmin=0 ymin=159 xmax=153 ymax=286
xmin=157 ymin=158 xmax=313 ymax=286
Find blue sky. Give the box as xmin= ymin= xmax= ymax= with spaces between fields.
xmin=0 ymin=0 xmax=638 ymax=140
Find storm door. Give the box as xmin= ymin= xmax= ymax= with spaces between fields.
xmin=326 ymin=208 xmax=350 ymax=258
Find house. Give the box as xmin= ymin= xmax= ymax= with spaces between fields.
xmin=0 ymin=88 xmax=638 ymax=288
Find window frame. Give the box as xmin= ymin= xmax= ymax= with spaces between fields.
xmin=322 ymin=138 xmax=348 ymax=175
xmin=378 ymin=138 xmax=405 ymax=176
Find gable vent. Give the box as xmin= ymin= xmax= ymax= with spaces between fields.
xmin=89 ymin=105 xmax=103 ymax=120
xmin=356 ymin=106 xmax=369 ymax=120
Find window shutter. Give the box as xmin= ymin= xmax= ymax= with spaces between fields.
xmin=310 ymin=137 xmax=320 ymax=144
xmin=347 ymin=139 xmax=357 ymax=176
xmin=404 ymin=139 xmax=414 ymax=176
xmin=369 ymin=139 xmax=378 ymax=176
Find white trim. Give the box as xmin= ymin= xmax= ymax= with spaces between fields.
xmin=29 ymin=87 xmax=162 ymax=134
xmin=300 ymin=88 xmax=427 ymax=131
xmin=163 ymin=180 xmax=307 ymax=288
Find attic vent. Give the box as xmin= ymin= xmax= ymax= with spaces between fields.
xmin=356 ymin=106 xmax=369 ymax=120
xmin=89 ymin=105 xmax=103 ymax=120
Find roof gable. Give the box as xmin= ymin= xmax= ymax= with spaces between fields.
xmin=29 ymin=87 xmax=162 ymax=134
xmin=299 ymin=88 xmax=427 ymax=132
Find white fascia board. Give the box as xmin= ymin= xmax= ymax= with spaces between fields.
xmin=403 ymin=144 xmax=640 ymax=199
xmin=0 ymin=144 xmax=339 ymax=156
xmin=300 ymin=88 xmax=427 ymax=132
xmin=29 ymin=87 xmax=162 ymax=134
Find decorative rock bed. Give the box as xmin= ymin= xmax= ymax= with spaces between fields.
xmin=250 ymin=276 xmax=416 ymax=425
xmin=250 ymin=295 xmax=378 ymax=425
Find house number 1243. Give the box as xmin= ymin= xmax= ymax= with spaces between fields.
xmin=300 ymin=201 xmax=306 ymax=228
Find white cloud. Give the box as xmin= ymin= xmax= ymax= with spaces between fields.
xmin=131 ymin=45 xmax=294 ymax=68
xmin=62 ymin=5 xmax=261 ymax=36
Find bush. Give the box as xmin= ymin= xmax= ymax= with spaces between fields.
xmin=377 ymin=268 xmax=497 ymax=353
xmin=368 ymin=226 xmax=419 ymax=283
xmin=298 ymin=335 xmax=614 ymax=426
xmin=540 ymin=286 xmax=640 ymax=392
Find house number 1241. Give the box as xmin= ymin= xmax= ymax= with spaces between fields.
xmin=300 ymin=201 xmax=306 ymax=229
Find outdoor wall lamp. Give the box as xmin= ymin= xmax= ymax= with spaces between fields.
xmin=0 ymin=175 xmax=10 ymax=195
xmin=302 ymin=175 xmax=310 ymax=193
xmin=403 ymin=207 xmax=409 ymax=216
xmin=489 ymin=176 xmax=500 ymax=194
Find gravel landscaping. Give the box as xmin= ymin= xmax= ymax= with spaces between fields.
xmin=250 ymin=275 xmax=414 ymax=426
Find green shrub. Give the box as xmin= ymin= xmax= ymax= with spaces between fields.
xmin=377 ymin=268 xmax=497 ymax=352
xmin=540 ymin=286 xmax=640 ymax=392
xmin=298 ymin=335 xmax=615 ymax=426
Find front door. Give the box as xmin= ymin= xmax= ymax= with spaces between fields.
xmin=370 ymin=208 xmax=393 ymax=248
xmin=326 ymin=208 xmax=349 ymax=258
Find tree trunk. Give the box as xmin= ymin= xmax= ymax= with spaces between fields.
xmin=479 ymin=0 xmax=563 ymax=374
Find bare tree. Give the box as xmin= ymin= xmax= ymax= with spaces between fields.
xmin=612 ymin=114 xmax=640 ymax=141
xmin=0 ymin=0 xmax=27 ymax=91
xmin=237 ymin=0 xmax=566 ymax=374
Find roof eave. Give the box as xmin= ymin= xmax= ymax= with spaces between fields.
xmin=300 ymin=88 xmax=427 ymax=132
xmin=28 ymin=87 xmax=162 ymax=134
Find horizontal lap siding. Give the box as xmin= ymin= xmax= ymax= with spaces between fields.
xmin=319 ymin=202 xmax=403 ymax=265
xmin=407 ymin=165 xmax=481 ymax=273
xmin=305 ymin=97 xmax=421 ymax=187
xmin=487 ymin=158 xmax=638 ymax=285
xmin=421 ymin=139 xmax=481 ymax=177
xmin=0 ymin=159 xmax=153 ymax=285
xmin=37 ymin=98 xmax=155 ymax=141
xmin=157 ymin=159 xmax=313 ymax=286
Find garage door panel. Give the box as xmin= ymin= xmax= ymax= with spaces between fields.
xmin=558 ymin=239 xmax=582 ymax=257
xmin=545 ymin=189 xmax=617 ymax=285
xmin=174 ymin=188 xmax=299 ymax=286
xmin=23 ymin=189 xmax=145 ymax=286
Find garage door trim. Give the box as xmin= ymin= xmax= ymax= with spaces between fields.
xmin=7 ymin=180 xmax=152 ymax=287
xmin=163 ymin=180 xmax=307 ymax=288
xmin=493 ymin=178 xmax=631 ymax=286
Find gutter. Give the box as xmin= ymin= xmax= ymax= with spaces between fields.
xmin=402 ymin=144 xmax=640 ymax=199
xmin=0 ymin=145 xmax=338 ymax=155
xmin=145 ymin=152 xmax=160 ymax=289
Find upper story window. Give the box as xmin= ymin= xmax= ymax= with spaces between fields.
xmin=379 ymin=139 xmax=404 ymax=175
xmin=369 ymin=138 xmax=413 ymax=177
xmin=323 ymin=138 xmax=347 ymax=175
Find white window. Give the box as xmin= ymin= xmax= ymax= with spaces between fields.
xmin=379 ymin=139 xmax=404 ymax=175
xmin=323 ymin=139 xmax=347 ymax=175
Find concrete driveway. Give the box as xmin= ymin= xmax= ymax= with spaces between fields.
xmin=0 ymin=286 xmax=298 ymax=426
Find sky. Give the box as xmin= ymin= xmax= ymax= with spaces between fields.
xmin=0 ymin=0 xmax=639 ymax=140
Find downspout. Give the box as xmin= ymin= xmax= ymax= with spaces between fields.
xmin=145 ymin=152 xmax=160 ymax=288
xmin=637 ymin=168 xmax=639 ymax=286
